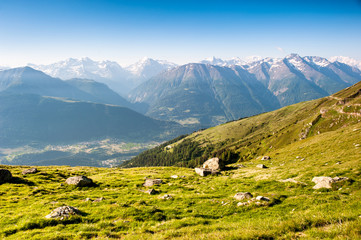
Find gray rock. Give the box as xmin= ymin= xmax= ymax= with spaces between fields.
xmin=256 ymin=164 xmax=267 ymax=169
xmin=237 ymin=202 xmax=249 ymax=206
xmin=45 ymin=206 xmax=81 ymax=219
xmin=170 ymin=175 xmax=178 ymax=179
xmin=0 ymin=169 xmax=12 ymax=183
xmin=234 ymin=192 xmax=253 ymax=201
xmin=93 ymin=197 xmax=105 ymax=202
xmin=256 ymin=196 xmax=270 ymax=201
xmin=261 ymin=156 xmax=271 ymax=160
xmin=65 ymin=176 xmax=93 ymax=187
xmin=143 ymin=178 xmax=163 ymax=187
xmin=194 ymin=167 xmax=219 ymax=177
xmin=202 ymin=157 xmax=224 ymax=171
xmin=312 ymin=176 xmax=349 ymax=189
xmin=22 ymin=168 xmax=38 ymax=175
xmin=160 ymin=194 xmax=173 ymax=199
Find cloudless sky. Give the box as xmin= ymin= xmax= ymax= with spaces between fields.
xmin=0 ymin=0 xmax=360 ymax=67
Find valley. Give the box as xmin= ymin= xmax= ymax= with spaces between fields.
xmin=0 ymin=140 xmax=160 ymax=167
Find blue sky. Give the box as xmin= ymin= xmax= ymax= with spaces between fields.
xmin=0 ymin=0 xmax=360 ymax=66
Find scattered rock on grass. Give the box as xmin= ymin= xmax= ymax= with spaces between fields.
xmin=256 ymin=196 xmax=270 ymax=201
xmin=170 ymin=175 xmax=178 ymax=179
xmin=93 ymin=197 xmax=105 ymax=202
xmin=45 ymin=206 xmax=81 ymax=219
xmin=0 ymin=169 xmax=12 ymax=183
xmin=194 ymin=167 xmax=219 ymax=177
xmin=160 ymin=194 xmax=173 ymax=200
xmin=143 ymin=178 xmax=163 ymax=187
xmin=65 ymin=176 xmax=93 ymax=187
xmin=261 ymin=156 xmax=271 ymax=160
xmin=85 ymin=197 xmax=105 ymax=202
xmin=202 ymin=157 xmax=224 ymax=171
xmin=237 ymin=202 xmax=249 ymax=206
xmin=22 ymin=168 xmax=38 ymax=175
xmin=234 ymin=192 xmax=253 ymax=201
xmin=312 ymin=176 xmax=349 ymax=189
xmin=256 ymin=164 xmax=267 ymax=169
xmin=236 ymin=196 xmax=270 ymax=207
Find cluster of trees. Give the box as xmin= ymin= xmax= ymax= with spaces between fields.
xmin=121 ymin=135 xmax=239 ymax=168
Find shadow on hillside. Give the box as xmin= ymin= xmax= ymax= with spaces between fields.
xmin=224 ymin=166 xmax=239 ymax=171
xmin=269 ymin=195 xmax=288 ymax=207
xmin=0 ymin=177 xmax=36 ymax=186
xmin=9 ymin=177 xmax=36 ymax=186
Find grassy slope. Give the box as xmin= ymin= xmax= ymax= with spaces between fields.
xmin=1 ymin=83 xmax=360 ymax=239
xmin=0 ymin=119 xmax=360 ymax=239
xmin=123 ymin=81 xmax=361 ymax=168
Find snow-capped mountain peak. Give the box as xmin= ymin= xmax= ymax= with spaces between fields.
xmin=303 ymin=56 xmax=330 ymax=67
xmin=125 ymin=57 xmax=177 ymax=78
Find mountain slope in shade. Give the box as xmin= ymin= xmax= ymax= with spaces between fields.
xmin=66 ymin=78 xmax=148 ymax=113
xmin=0 ymin=93 xmax=182 ymax=147
xmin=0 ymin=67 xmax=96 ymax=101
xmin=129 ymin=63 xmax=280 ymax=126
xmin=0 ymin=67 xmax=147 ymax=113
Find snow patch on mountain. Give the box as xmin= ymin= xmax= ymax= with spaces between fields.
xmin=28 ymin=57 xmax=127 ymax=80
xmin=126 ymin=57 xmax=177 ymax=79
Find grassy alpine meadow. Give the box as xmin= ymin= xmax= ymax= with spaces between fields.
xmin=1 ymin=121 xmax=361 ymax=239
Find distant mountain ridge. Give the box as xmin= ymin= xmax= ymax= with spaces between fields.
xmin=27 ymin=55 xmax=361 ymax=96
xmin=29 ymin=57 xmax=177 ymax=95
xmin=129 ymin=63 xmax=281 ymax=126
xmin=129 ymin=54 xmax=361 ymax=126
xmin=0 ymin=66 xmax=147 ymax=112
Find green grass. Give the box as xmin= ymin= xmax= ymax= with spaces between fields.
xmin=1 ymin=120 xmax=361 ymax=239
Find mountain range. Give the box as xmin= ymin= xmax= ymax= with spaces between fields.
xmin=29 ymin=57 xmax=177 ymax=95
xmin=1 ymin=53 xmax=360 ymax=147
xmin=128 ymin=63 xmax=280 ymax=126
xmin=0 ymin=67 xmax=184 ymax=147
xmin=0 ymin=66 xmax=144 ymax=111
xmin=129 ymin=54 xmax=361 ymax=126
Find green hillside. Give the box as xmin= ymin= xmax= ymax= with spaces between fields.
xmin=122 ymin=81 xmax=361 ymax=168
xmin=0 ymin=119 xmax=360 ymax=239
